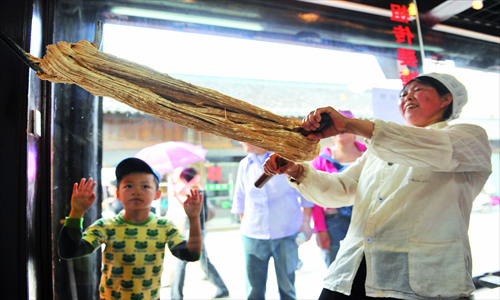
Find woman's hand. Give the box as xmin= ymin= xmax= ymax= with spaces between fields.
xmin=316 ymin=231 xmax=331 ymax=251
xmin=263 ymin=154 xmax=299 ymax=177
xmin=302 ymin=107 xmax=349 ymax=140
xmin=303 ymin=106 xmax=375 ymax=140
xmin=69 ymin=178 xmax=97 ymax=218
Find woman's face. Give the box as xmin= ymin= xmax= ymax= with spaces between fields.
xmin=398 ymin=81 xmax=452 ymax=127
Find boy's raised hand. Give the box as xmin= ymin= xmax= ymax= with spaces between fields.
xmin=69 ymin=178 xmax=97 ymax=218
xmin=184 ymin=189 xmax=203 ymax=256
xmin=183 ymin=189 xmax=202 ymax=218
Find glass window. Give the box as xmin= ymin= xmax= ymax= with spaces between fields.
xmin=100 ymin=22 xmax=394 ymax=228
xmin=49 ymin=1 xmax=499 ymax=298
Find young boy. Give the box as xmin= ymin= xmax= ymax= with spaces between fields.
xmin=58 ymin=157 xmax=202 ymax=300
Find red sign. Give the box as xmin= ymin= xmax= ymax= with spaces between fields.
xmin=390 ymin=4 xmax=419 ymax=86
xmin=207 ymin=166 xmax=222 ymax=181
xmin=390 ymin=4 xmax=410 ymax=23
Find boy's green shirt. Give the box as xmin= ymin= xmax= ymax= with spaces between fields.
xmin=59 ymin=213 xmax=199 ymax=300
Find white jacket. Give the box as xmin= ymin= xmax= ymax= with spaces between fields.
xmin=292 ymin=120 xmax=492 ymax=299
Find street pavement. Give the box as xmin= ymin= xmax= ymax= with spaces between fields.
xmin=160 ymin=228 xmax=325 ymax=300
xmin=159 ymin=206 xmax=499 ymax=300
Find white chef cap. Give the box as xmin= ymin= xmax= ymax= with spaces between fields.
xmin=414 ymin=73 xmax=468 ymax=121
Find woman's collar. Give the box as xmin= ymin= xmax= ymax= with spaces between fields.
xmin=426 ymin=121 xmax=449 ymax=129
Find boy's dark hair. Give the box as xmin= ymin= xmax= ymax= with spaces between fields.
xmin=115 ymin=157 xmax=161 ymax=188
xmin=180 ymin=167 xmax=198 ymax=183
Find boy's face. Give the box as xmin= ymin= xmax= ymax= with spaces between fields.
xmin=116 ymin=173 xmax=161 ymax=212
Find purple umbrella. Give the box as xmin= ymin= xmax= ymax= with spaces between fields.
xmin=134 ymin=141 xmax=207 ymax=176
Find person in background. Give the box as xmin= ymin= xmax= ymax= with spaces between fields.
xmin=310 ymin=110 xmax=366 ymax=268
xmin=232 ymin=142 xmax=314 ymax=300
xmin=101 ymin=180 xmax=123 ymax=217
xmin=170 ymin=167 xmax=229 ymax=299
xmin=58 ymin=157 xmax=202 ymax=300
xmin=263 ymin=73 xmax=492 ymax=299
xmin=158 ymin=182 xmax=169 ymax=217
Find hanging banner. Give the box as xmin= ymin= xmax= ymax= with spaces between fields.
xmin=390 ymin=3 xmax=420 ymax=86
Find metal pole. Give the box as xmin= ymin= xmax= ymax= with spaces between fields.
xmin=413 ymin=0 xmax=426 ymax=72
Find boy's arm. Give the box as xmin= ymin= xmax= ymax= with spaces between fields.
xmin=168 ymin=189 xmax=203 ymax=261
xmin=58 ymin=218 xmax=96 ymax=259
xmin=168 ymin=218 xmax=202 ymax=261
xmin=170 ymin=240 xmax=199 ymax=261
xmin=186 ymin=215 xmax=202 ymax=256
xmin=58 ymin=178 xmax=98 ymax=259
xmin=184 ymin=189 xmax=203 ymax=257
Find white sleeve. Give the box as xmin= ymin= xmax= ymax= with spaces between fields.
xmin=291 ymin=154 xmax=366 ymax=208
xmin=367 ymin=120 xmax=492 ymax=173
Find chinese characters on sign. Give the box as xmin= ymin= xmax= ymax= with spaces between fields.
xmin=390 ymin=3 xmax=419 ymax=86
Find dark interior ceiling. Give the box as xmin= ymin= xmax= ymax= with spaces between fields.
xmin=91 ymin=0 xmax=500 ymax=38
xmin=58 ymin=0 xmax=500 ymax=70
xmin=143 ymin=0 xmax=500 ymax=38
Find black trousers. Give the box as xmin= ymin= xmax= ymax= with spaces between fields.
xmin=318 ymin=256 xmax=401 ymax=300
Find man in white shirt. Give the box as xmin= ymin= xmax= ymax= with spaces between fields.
xmin=233 ymin=142 xmax=313 ymax=300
